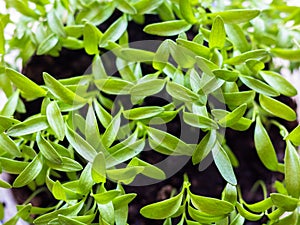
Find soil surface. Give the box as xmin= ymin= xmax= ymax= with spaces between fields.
xmin=15 ymin=13 xmax=298 ymax=225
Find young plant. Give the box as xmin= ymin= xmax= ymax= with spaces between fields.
xmin=0 ymin=0 xmax=300 ymax=224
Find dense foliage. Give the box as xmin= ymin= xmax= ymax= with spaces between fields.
xmin=0 ymin=0 xmax=300 ymax=224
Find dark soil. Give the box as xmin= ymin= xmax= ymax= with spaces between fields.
xmin=14 ymin=13 xmax=298 ymax=225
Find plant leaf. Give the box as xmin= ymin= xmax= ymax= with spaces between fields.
xmin=7 ymin=116 xmax=49 ymax=137
xmin=43 ymin=72 xmax=87 ymax=105
xmin=284 ymin=141 xmax=300 ymax=198
xmin=179 ymin=0 xmax=197 ymax=24
xmin=144 ymin=20 xmax=192 ymax=36
xmin=225 ymin=24 xmax=250 ymax=52
xmin=47 ymin=10 xmax=66 ymax=38
xmin=166 ymin=81 xmax=199 ymax=102
xmin=92 ymin=152 xmax=106 ymax=183
xmin=286 ymin=124 xmax=300 ymax=146
xmin=225 ymin=50 xmax=268 ymax=65
xmin=271 ymin=48 xmax=300 ymax=61
xmin=133 ymin=0 xmax=163 ymax=14
xmin=65 ymin=125 xmax=97 ymax=162
xmin=36 ymin=132 xmax=62 ymax=164
xmin=270 ymin=193 xmax=298 ymax=211
xmin=6 ymin=68 xmax=46 ymax=99
xmin=209 ymin=9 xmax=260 ymax=24
xmin=46 ymin=101 xmax=65 ymax=140
xmin=259 ymin=94 xmax=296 ymax=121
xmin=209 ymin=16 xmax=226 ymax=49
xmin=212 ymin=143 xmax=237 ymax=185
xmin=83 ymin=23 xmax=100 ymax=55
xmin=37 ymin=33 xmax=59 ymax=55
xmin=100 ymin=15 xmax=128 ymax=47
xmin=218 ymin=103 xmax=247 ymax=127
xmin=123 ymin=106 xmax=164 ymax=120
xmin=176 ymin=38 xmax=210 ymax=59
xmin=260 ymin=71 xmax=297 ymax=97
xmin=189 ymin=191 xmax=234 ymax=216
xmin=254 ymin=117 xmax=278 ymax=171
xmin=115 ymin=0 xmax=137 ymax=14
xmin=101 ymin=110 xmax=121 ymax=148
xmin=140 ymin=191 xmax=183 ymax=219
xmin=0 ymin=132 xmax=22 ymax=157
xmin=13 ymin=154 xmax=43 ymax=188
xmin=95 ymin=78 xmax=134 ymax=95
xmin=183 ymin=111 xmax=219 ymax=129
xmin=239 ymin=75 xmax=279 ymax=97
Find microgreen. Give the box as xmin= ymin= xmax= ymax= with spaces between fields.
xmin=0 ymin=0 xmax=300 ymax=224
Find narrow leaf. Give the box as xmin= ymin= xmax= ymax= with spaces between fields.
xmin=209 ymin=10 xmax=260 ymax=24
xmin=37 ymin=33 xmax=59 ymax=55
xmin=46 ymin=101 xmax=65 ymax=140
xmin=209 ymin=16 xmax=226 ymax=49
xmin=284 ymin=141 xmax=300 ymax=198
xmin=144 ymin=20 xmax=192 ymax=36
xmin=179 ymin=0 xmax=197 ymax=24
xmin=259 ymin=95 xmax=296 ymax=121
xmin=254 ymin=117 xmax=278 ymax=171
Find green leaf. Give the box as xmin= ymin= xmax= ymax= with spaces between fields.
xmin=209 ymin=9 xmax=260 ymax=24
xmin=286 ymin=124 xmax=300 ymax=146
xmin=37 ymin=33 xmax=59 ymax=55
xmin=188 ymin=205 xmax=227 ymax=223
xmin=123 ymin=106 xmax=164 ymax=120
xmin=260 ymin=71 xmax=297 ymax=97
xmin=0 ymin=157 xmax=28 ymax=174
xmin=218 ymin=103 xmax=247 ymax=127
xmin=7 ymin=0 xmax=39 ymax=19
xmin=36 ymin=132 xmax=62 ymax=164
xmin=223 ymin=91 xmax=255 ymax=108
xmin=196 ymin=56 xmax=219 ymax=76
xmin=128 ymin=157 xmax=166 ymax=180
xmin=83 ymin=23 xmax=100 ymax=55
xmin=271 ymin=48 xmax=300 ymax=61
xmin=13 ymin=154 xmax=43 ymax=188
xmin=93 ymin=99 xmax=112 ymax=128
xmin=47 ymin=10 xmax=66 ymax=38
xmin=130 ymin=79 xmax=165 ymax=104
xmin=58 ymin=215 xmax=86 ymax=225
xmin=270 ymin=193 xmax=298 ymax=211
xmin=1 ymin=91 xmax=19 ymax=116
xmin=118 ymin=48 xmax=155 ymax=62
xmin=209 ymin=16 xmax=226 ymax=49
xmin=92 ymin=152 xmax=106 ymax=183
xmin=101 ymin=111 xmax=121 ymax=148
xmin=225 ymin=24 xmax=250 ymax=52
xmin=61 ymin=37 xmax=83 ymax=50
xmin=259 ymin=95 xmax=296 ymax=121
xmin=144 ymin=20 xmax=192 ymax=36
xmin=192 ymin=130 xmax=217 ymax=164
xmin=225 ymin=50 xmax=268 ymax=65
xmin=95 ymin=78 xmax=134 ymax=95
xmin=166 ymin=81 xmax=199 ymax=102
xmin=52 ymin=180 xmax=66 ymax=201
xmin=153 ymin=40 xmax=170 ymax=70
xmin=254 ymin=117 xmax=278 ymax=171
xmin=0 ymin=116 xmax=19 ymax=133
xmin=100 ymin=15 xmax=128 ymax=47
xmin=65 ymin=125 xmax=97 ymax=162
xmin=93 ymin=190 xmax=121 ymax=204
xmin=7 ymin=116 xmax=49 ymax=137
xmin=0 ymin=178 xmax=11 ymax=189
xmin=284 ymin=141 xmax=300 ymax=198
xmin=43 ymin=72 xmax=87 ymax=105
xmin=140 ymin=191 xmax=183 ymax=219
xmin=0 ymin=133 xmax=22 ymax=157
xmin=85 ymin=104 xmax=101 ymax=149
xmin=213 ymin=69 xmax=239 ymax=82
xmin=78 ymin=163 xmax=94 ymax=195
xmin=133 ymin=0 xmax=163 ymax=14
xmin=46 ymin=157 xmax=83 ymax=172
xmin=176 ymin=38 xmax=210 ymax=59
xmin=179 ymin=0 xmax=197 ymax=24
xmin=189 ymin=191 xmax=234 ymax=216
xmin=115 ymin=0 xmax=137 ymax=14
xmin=6 ymin=68 xmax=46 ymax=99
xmin=113 ymin=193 xmax=137 ymax=210
xmin=46 ymin=101 xmax=65 ymax=140
xmin=147 ymin=126 xmax=194 ymax=156
xmin=212 ymin=143 xmax=237 ymax=185
xmin=107 ymin=166 xmax=144 ymax=182
xmin=183 ymin=111 xmax=218 ymax=129
xmin=236 ymin=203 xmax=263 ymax=221
xmin=168 ymin=41 xmax=196 ymax=68
xmin=239 ymin=75 xmax=279 ymax=97
xmin=106 ymin=139 xmax=145 ymax=168
xmin=244 ymin=198 xmax=273 ymax=213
